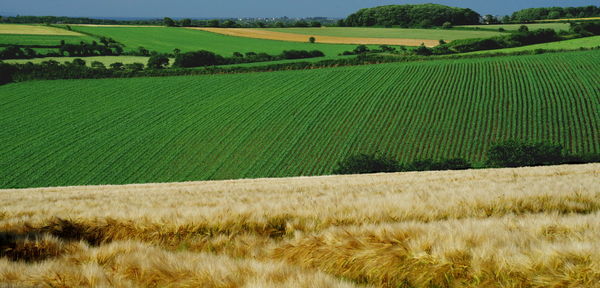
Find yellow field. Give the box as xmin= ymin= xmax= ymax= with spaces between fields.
xmin=0 ymin=24 xmax=83 ymax=36
xmin=193 ymin=27 xmax=440 ymax=47
xmin=1 ymin=164 xmax=599 ymax=287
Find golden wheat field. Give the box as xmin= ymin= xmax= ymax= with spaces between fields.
xmin=194 ymin=27 xmax=440 ymax=47
xmin=1 ymin=163 xmax=599 ymax=287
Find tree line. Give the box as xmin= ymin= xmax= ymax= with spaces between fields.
xmin=0 ymin=15 xmax=333 ymax=28
xmin=511 ymin=6 xmax=600 ymax=22
xmin=412 ymin=22 xmax=600 ymax=55
xmin=3 ymin=45 xmax=599 ymax=85
xmin=333 ymin=140 xmax=600 ymax=175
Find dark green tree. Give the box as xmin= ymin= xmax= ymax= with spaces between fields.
xmin=180 ymin=18 xmax=192 ymax=27
xmin=163 ymin=17 xmax=176 ymax=27
xmin=147 ymin=54 xmax=170 ymax=69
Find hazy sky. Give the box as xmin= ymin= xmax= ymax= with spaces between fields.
xmin=2 ymin=0 xmax=599 ymax=18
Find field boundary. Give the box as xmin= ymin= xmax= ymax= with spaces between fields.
xmin=191 ymin=27 xmax=439 ymax=47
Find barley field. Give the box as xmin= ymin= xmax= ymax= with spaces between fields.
xmin=1 ymin=163 xmax=599 ymax=287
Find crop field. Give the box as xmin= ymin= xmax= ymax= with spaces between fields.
xmin=458 ymin=22 xmax=570 ymax=31
xmin=264 ymin=27 xmax=504 ymax=40
xmin=4 ymin=55 xmax=155 ymax=66
xmin=0 ymin=24 xmax=83 ymax=36
xmin=1 ymin=164 xmax=599 ymax=287
xmin=0 ymin=24 xmax=94 ymax=46
xmin=197 ymin=27 xmax=443 ymax=46
xmin=0 ymin=34 xmax=95 ymax=46
xmin=465 ymin=36 xmax=600 ymax=54
xmin=195 ymin=27 xmax=441 ymax=47
xmin=1 ymin=50 xmax=599 ymax=189
xmin=68 ymin=26 xmax=376 ymax=56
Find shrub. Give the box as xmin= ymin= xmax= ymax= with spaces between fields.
xmin=442 ymin=21 xmax=453 ymax=29
xmin=414 ymin=44 xmax=433 ymax=56
xmin=90 ymin=61 xmax=105 ymax=69
xmin=124 ymin=63 xmax=144 ymax=71
xmin=280 ymin=50 xmax=324 ymax=59
xmin=109 ymin=62 xmax=124 ymax=70
xmin=173 ymin=50 xmax=224 ymax=68
xmin=353 ymin=45 xmax=370 ymax=54
xmin=147 ymin=54 xmax=170 ymax=69
xmin=0 ymin=62 xmax=16 ymax=85
xmin=333 ymin=153 xmax=400 ymax=175
xmin=309 ymin=37 xmax=316 ymax=43
xmin=487 ymin=140 xmax=563 ymax=168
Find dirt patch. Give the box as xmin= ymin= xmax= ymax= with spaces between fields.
xmin=192 ymin=27 xmax=439 ymax=47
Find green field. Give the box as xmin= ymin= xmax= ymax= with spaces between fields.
xmin=464 ymin=36 xmax=600 ymax=54
xmin=0 ymin=34 xmax=96 ymax=46
xmin=69 ymin=26 xmax=376 ymax=56
xmin=4 ymin=55 xmax=154 ymax=66
xmin=458 ymin=23 xmax=570 ymax=31
xmin=1 ymin=50 xmax=599 ymax=188
xmin=265 ymin=27 xmax=504 ymax=40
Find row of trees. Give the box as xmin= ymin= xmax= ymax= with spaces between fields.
xmin=4 ymin=46 xmax=599 ymax=84
xmin=412 ymin=22 xmax=600 ymax=55
xmin=511 ymin=6 xmax=600 ymax=22
xmin=342 ymin=4 xmax=481 ymax=27
xmin=163 ymin=17 xmax=323 ymax=28
xmin=1 ymin=40 xmax=124 ymax=60
xmin=333 ymin=140 xmax=599 ymax=175
xmin=172 ymin=49 xmax=325 ymax=68
xmin=0 ymin=15 xmax=335 ymax=27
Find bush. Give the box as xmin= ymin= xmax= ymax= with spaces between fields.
xmin=309 ymin=37 xmax=316 ymax=43
xmin=414 ymin=44 xmax=433 ymax=56
xmin=333 ymin=153 xmax=400 ymax=175
xmin=0 ymin=62 xmax=16 ymax=85
xmin=486 ymin=140 xmax=563 ymax=168
xmin=280 ymin=50 xmax=324 ymax=59
xmin=124 ymin=63 xmax=144 ymax=71
xmin=147 ymin=54 xmax=170 ymax=69
xmin=173 ymin=50 xmax=224 ymax=68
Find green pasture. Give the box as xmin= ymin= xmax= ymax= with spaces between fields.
xmin=0 ymin=34 xmax=95 ymax=46
xmin=68 ymin=26 xmax=377 ymax=56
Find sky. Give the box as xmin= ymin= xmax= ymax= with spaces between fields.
xmin=2 ymin=0 xmax=599 ymax=19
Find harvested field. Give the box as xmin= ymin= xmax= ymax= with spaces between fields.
xmin=0 ymin=24 xmax=83 ymax=36
xmin=194 ymin=27 xmax=440 ymax=47
xmin=1 ymin=164 xmax=599 ymax=287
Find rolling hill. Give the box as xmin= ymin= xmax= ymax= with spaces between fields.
xmin=1 ymin=50 xmax=598 ymax=188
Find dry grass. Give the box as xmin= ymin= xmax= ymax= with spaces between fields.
xmin=1 ymin=164 xmax=598 ymax=287
xmin=193 ymin=27 xmax=440 ymax=47
xmin=0 ymin=24 xmax=83 ymax=36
